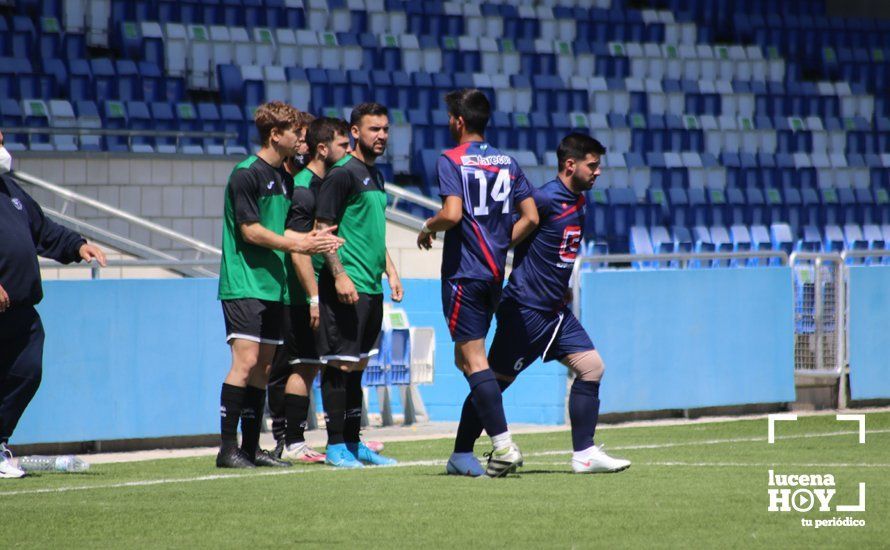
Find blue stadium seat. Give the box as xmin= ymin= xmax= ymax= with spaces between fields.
xmin=729 ymin=224 xmax=752 ymax=266
xmin=386 ymin=329 xmax=411 ymax=386
xmin=67 ymin=59 xmax=92 ymax=102
xmin=609 ymin=187 xmax=640 ymax=247
xmin=219 ymin=103 xmax=248 ymax=149
xmin=197 ymin=102 xmax=223 ymax=148
xmin=823 ymin=224 xmax=846 ymax=252
xmin=770 ymin=222 xmax=795 ymax=258
xmin=61 ymin=33 xmax=86 ymax=61
xmin=843 ymin=223 xmax=869 ymax=263
xmin=429 ymin=110 xmax=451 ymax=150
xmin=138 ymin=61 xmax=164 ymax=102
xmin=101 ymin=101 xmax=128 ymax=151
xmin=175 ymin=102 xmax=201 ymax=150
xmin=217 ymin=64 xmax=244 ymax=104
xmin=629 ymin=226 xmax=654 ymax=268
xmin=347 ymin=69 xmax=371 ymax=105
xmin=91 ymin=58 xmax=117 ymax=100
xmin=800 ymin=225 xmax=823 ymax=252
xmin=0 ymin=98 xmax=25 ymax=147
xmin=414 ymin=149 xmax=440 ymax=195
xmin=149 ymin=101 xmax=177 ymax=151
xmin=410 ymin=71 xmax=436 ymax=112
xmin=125 ymin=101 xmax=153 ymax=151
xmin=115 ymin=60 xmax=140 ymax=101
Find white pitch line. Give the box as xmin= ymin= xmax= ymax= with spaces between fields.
xmin=525 ymin=428 xmax=890 ymax=457
xmin=520 ymin=461 xmax=890 ymax=468
xmin=2 ymin=428 xmax=888 ymax=497
xmin=0 ymin=459 xmax=446 ymax=497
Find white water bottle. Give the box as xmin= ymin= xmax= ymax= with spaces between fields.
xmin=18 ymin=455 xmax=90 ymax=473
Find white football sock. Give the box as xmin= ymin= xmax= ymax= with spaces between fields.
xmin=491 ymin=431 xmax=513 ymax=451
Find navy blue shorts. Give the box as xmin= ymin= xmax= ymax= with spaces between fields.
xmin=441 ymin=278 xmax=502 ymax=342
xmin=488 ymin=298 xmax=595 ymax=377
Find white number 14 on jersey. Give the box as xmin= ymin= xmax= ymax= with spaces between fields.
xmin=463 ymin=167 xmax=511 ymax=216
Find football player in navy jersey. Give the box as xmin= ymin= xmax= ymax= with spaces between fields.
xmin=417 ymin=89 xmax=539 ymax=477
xmin=452 ymin=133 xmax=631 ymax=475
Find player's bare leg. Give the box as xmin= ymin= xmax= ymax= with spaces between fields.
xmin=562 ymin=350 xmax=630 ymax=473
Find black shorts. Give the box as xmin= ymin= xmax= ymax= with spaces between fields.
xmin=316 ymin=271 xmax=384 ymax=362
xmin=221 ymin=298 xmax=284 ymax=345
xmin=284 ymin=303 xmax=323 ymax=365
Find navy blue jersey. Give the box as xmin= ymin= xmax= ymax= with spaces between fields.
xmin=503 ymin=178 xmax=585 ymax=311
xmin=0 ymin=174 xmax=86 ymax=308
xmin=438 ymin=141 xmax=532 ymax=282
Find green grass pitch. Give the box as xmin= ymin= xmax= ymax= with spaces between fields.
xmin=3 ymin=412 xmax=888 ymax=549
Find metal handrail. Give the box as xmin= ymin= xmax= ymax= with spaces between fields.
xmin=384 ymin=183 xmax=441 ymax=211
xmin=11 ymin=170 xmax=221 ymax=259
xmin=581 ymin=250 xmax=790 ymax=264
xmin=840 ymin=249 xmax=890 ymax=261
xmin=789 ymin=251 xmax=843 ymax=264
xmin=4 ymin=126 xmax=236 ymax=140
xmin=39 ymin=258 xmax=220 ymax=279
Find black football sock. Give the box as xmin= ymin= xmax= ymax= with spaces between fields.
xmin=220 ymin=383 xmax=245 ymax=452
xmin=344 ymin=371 xmax=364 ymax=445
xmin=321 ymin=368 xmax=346 ymax=445
xmin=284 ymin=393 xmax=311 ymax=446
xmin=239 ymin=385 xmax=266 ymax=458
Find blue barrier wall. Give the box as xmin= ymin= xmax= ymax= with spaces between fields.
xmin=18 ymin=279 xmax=229 ymax=445
xmin=14 ymin=278 xmax=566 ymax=445
xmin=15 ymin=267 xmax=801 ymax=445
xmin=848 ymin=266 xmax=890 ymax=400
xmin=580 ymin=268 xmax=796 ymax=413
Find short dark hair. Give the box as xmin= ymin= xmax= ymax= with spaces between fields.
xmin=306 ymin=117 xmax=349 ymax=157
xmin=350 ymin=102 xmax=388 ymax=126
xmin=556 ymin=133 xmax=607 ymax=171
xmin=444 ymin=89 xmax=491 ymax=134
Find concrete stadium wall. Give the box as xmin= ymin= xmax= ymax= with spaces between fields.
xmin=13 ymin=153 xmax=443 ymax=279
xmin=580 ymin=267 xmax=797 ymax=412
xmin=847 ymin=265 xmax=890 ymax=400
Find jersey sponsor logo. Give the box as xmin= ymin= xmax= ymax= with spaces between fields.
xmin=362 ymin=177 xmax=371 ymax=186
xmin=558 ymin=225 xmax=583 ymax=266
xmin=11 ymin=198 xmax=23 ymax=210
xmin=267 ymin=181 xmax=275 ymax=189
xmin=459 ymin=154 xmax=512 ymax=167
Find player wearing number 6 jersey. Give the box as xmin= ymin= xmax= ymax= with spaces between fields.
xmin=417 ymin=89 xmax=538 ymax=477
xmin=454 ymin=133 xmax=631 ymax=475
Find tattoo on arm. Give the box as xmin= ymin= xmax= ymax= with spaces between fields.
xmin=316 ymin=219 xmax=345 ymax=276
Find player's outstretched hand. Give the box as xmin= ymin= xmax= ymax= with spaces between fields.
xmin=79 ymin=242 xmax=107 ymax=267
xmin=0 ymin=282 xmax=10 ymax=313
xmin=295 ymin=226 xmax=343 ymax=255
xmin=388 ymin=273 xmax=403 ymax=302
xmin=334 ymin=273 xmax=359 ymax=305
xmin=309 ymin=303 xmax=320 ymax=331
xmin=562 ymin=287 xmax=574 ymax=306
xmin=417 ymin=230 xmax=435 ymax=250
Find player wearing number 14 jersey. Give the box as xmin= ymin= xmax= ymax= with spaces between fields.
xmin=455 ymin=133 xmax=631 ymax=475
xmin=417 ymin=89 xmax=539 ymax=477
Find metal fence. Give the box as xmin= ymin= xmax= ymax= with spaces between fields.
xmin=789 ymin=253 xmax=845 ymax=392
